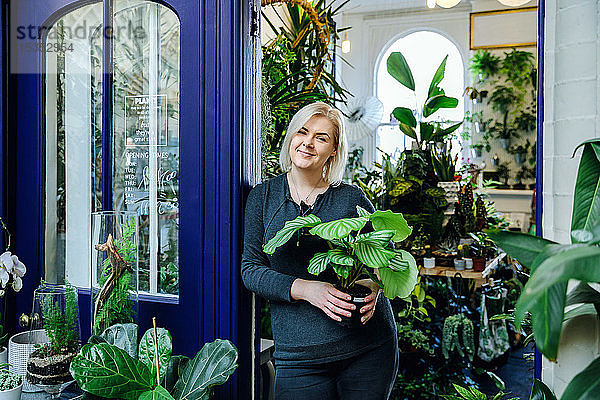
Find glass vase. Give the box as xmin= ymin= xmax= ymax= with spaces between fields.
xmin=26 ymin=282 xmax=81 ymax=395
xmin=90 ymin=211 xmax=139 ymax=336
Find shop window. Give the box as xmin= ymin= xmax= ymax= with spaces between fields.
xmin=375 ymin=30 xmax=464 ymax=160
xmin=44 ymin=1 xmax=180 ymax=297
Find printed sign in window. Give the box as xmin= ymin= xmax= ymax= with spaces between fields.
xmin=125 ymin=94 xmax=168 ymax=146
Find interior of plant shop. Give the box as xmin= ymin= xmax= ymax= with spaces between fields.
xmin=0 ymin=0 xmax=599 ymax=399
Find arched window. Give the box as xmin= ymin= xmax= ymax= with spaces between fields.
xmin=375 ymin=31 xmax=464 ymax=159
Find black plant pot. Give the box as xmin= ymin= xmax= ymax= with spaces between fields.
xmin=335 ymin=284 xmax=371 ymax=328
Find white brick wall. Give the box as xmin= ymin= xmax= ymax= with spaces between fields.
xmin=542 ymin=0 xmax=600 ymax=395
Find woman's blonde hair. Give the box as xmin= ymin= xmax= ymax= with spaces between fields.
xmin=279 ymin=102 xmax=348 ymax=185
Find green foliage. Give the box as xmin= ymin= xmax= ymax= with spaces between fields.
xmin=0 ymin=370 xmax=22 ymax=391
xmin=468 ymin=50 xmax=501 ymax=81
xmin=487 ymin=139 xmax=600 ymax=398
xmin=501 ymin=49 xmax=535 ymax=88
xmin=442 ymin=314 xmax=474 ymax=361
xmin=94 ymin=221 xmax=137 ymax=335
xmin=387 ymin=52 xmax=462 ymax=149
xmin=432 ymin=143 xmax=458 ymax=181
xmin=397 ymin=322 xmax=434 ymax=355
xmin=264 ymin=205 xmax=417 ymax=298
xmin=261 ymin=1 xmax=351 ymax=179
xmin=441 ymin=383 xmax=518 ymax=400
xmin=71 ymin=326 xmax=237 ymax=400
xmin=41 ymin=281 xmax=79 ymax=352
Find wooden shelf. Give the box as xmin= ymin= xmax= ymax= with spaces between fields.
xmin=419 ymin=252 xmax=507 ymax=287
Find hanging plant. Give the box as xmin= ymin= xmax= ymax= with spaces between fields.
xmin=501 ymin=48 xmax=535 ymax=88
xmin=468 ymin=50 xmax=501 ymax=82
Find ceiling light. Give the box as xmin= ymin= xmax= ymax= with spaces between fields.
xmin=341 ymin=39 xmax=351 ymax=53
xmin=497 ymin=0 xmax=531 ymax=5
xmin=436 ymin=0 xmax=461 ymax=8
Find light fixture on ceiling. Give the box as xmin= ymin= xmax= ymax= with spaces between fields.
xmin=435 ymin=0 xmax=461 ymax=8
xmin=427 ymin=0 xmax=531 ymax=7
xmin=497 ymin=0 xmax=531 ymax=5
xmin=342 ymin=37 xmax=351 ymax=53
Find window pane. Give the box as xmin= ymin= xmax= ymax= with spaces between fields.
xmin=112 ymin=0 xmax=180 ymax=296
xmin=44 ymin=3 xmax=103 ymax=285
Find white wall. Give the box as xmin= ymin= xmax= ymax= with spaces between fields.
xmin=542 ymin=0 xmax=600 ymax=395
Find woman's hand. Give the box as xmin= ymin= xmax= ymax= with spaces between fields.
xmin=356 ymin=279 xmax=382 ymax=324
xmin=290 ymin=279 xmax=355 ymax=322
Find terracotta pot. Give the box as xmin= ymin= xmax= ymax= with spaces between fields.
xmin=473 ymin=257 xmax=486 ymax=272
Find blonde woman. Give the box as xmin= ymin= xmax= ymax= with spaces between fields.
xmin=242 ymin=102 xmax=398 ymax=399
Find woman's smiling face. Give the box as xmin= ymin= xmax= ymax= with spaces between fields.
xmin=288 ymin=115 xmax=337 ymax=173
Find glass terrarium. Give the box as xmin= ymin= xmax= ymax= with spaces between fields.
xmin=26 ymin=282 xmax=81 ymax=395
xmin=90 ymin=211 xmax=139 ymax=336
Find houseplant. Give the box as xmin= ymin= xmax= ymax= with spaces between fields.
xmin=0 ymin=367 xmax=22 ymax=400
xmin=26 ymin=281 xmax=80 ymax=387
xmin=386 ymin=51 xmax=463 ymax=150
xmin=468 ymin=50 xmax=501 ymax=82
xmin=71 ymin=321 xmax=238 ymax=400
xmin=263 ymin=205 xmax=418 ymax=327
xmin=486 ymin=138 xmax=600 ymax=399
xmin=0 ymin=217 xmax=27 ymax=364
xmin=442 ymin=313 xmax=474 ymax=361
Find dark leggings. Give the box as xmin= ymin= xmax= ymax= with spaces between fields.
xmin=274 ymin=338 xmax=399 ymax=400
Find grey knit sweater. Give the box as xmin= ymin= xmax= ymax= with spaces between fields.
xmin=241 ymin=174 xmax=396 ymax=363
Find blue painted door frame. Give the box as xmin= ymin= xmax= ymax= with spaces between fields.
xmin=3 ymin=0 xmax=251 ymax=398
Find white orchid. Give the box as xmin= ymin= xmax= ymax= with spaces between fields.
xmin=0 ymin=251 xmax=27 ymax=294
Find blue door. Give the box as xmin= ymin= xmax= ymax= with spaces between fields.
xmin=6 ymin=0 xmax=251 ymax=398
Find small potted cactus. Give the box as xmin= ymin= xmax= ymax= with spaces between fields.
xmin=461 ymin=244 xmax=473 ymax=270
xmin=454 ymin=245 xmax=466 ymax=271
xmin=423 ymin=245 xmax=435 ymax=269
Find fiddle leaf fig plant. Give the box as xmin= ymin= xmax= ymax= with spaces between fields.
xmin=386 ymin=51 xmax=463 ymax=149
xmin=264 ymin=206 xmax=418 ymax=299
xmin=70 ymin=324 xmax=238 ymax=400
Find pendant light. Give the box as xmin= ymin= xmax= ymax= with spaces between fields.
xmin=435 ymin=0 xmax=461 ymax=7
xmin=497 ymin=0 xmax=531 ymax=5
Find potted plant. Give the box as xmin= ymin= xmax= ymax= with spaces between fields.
xmin=442 ymin=313 xmax=474 ymax=361
xmin=461 ymin=244 xmax=473 ymax=270
xmin=509 ymin=143 xmax=529 ymax=165
xmin=469 ymin=143 xmax=485 ymax=159
xmin=264 ymin=206 xmax=418 ymax=327
xmin=26 ymin=281 xmax=79 ymax=387
xmin=501 ymin=48 xmax=535 ymax=88
xmin=423 ymin=245 xmax=435 ymax=269
xmin=0 ymin=217 xmax=27 ymax=364
xmin=495 ymin=162 xmax=511 ymax=189
xmin=469 ymin=233 xmax=490 ymax=273
xmin=71 ymin=321 xmax=238 ymax=400
xmin=454 ymin=246 xmax=466 ymax=271
xmin=468 ymin=50 xmax=501 ymax=82
xmin=397 ymin=322 xmax=434 ymax=355
xmin=0 ymin=367 xmax=22 ymax=400
xmin=387 ymin=51 xmax=463 ymax=151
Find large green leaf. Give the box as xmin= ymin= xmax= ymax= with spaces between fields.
xmin=392 ymin=107 xmax=416 ymax=128
xmin=101 ymin=323 xmax=139 ymax=358
xmin=264 ymin=214 xmax=321 ymax=254
xmin=378 ymin=250 xmax=418 ymax=299
xmin=566 ymin=282 xmax=600 ymax=315
xmin=399 ymin=123 xmax=417 ymax=140
xmin=564 ymin=303 xmax=598 ymax=321
xmin=420 ymin=122 xmax=435 ymax=142
xmin=428 ymin=55 xmax=448 ymax=98
xmin=526 ymin=244 xmax=570 ymax=360
xmin=423 ymin=95 xmax=458 ymax=118
xmin=353 ymin=232 xmax=396 ymax=269
xmin=173 ymin=339 xmax=238 ymax=400
xmin=369 ymin=210 xmax=412 ymax=242
xmin=516 ymin=245 xmax=600 ymax=318
xmin=70 ymin=343 xmax=154 ymax=400
xmin=571 ymin=141 xmax=600 ymax=235
xmin=164 ymin=355 xmax=191 ymax=393
xmin=308 ymin=252 xmax=330 ymax=275
xmin=387 ymin=52 xmax=415 ymax=91
xmin=327 ymin=248 xmax=354 ymax=266
xmin=139 ymin=328 xmax=172 ymax=384
xmin=436 ymin=121 xmax=464 ymax=139
xmin=309 ymin=217 xmax=368 ymax=240
xmin=332 ymin=263 xmax=352 ymax=279
xmin=529 ymin=379 xmax=557 ymax=400
xmin=561 ymin=356 xmax=600 ymax=400
xmin=485 ymin=230 xmax=556 ymax=267
xmin=139 ymin=386 xmax=176 ymax=400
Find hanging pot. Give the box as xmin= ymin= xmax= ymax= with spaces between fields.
xmin=471 ymin=147 xmax=483 ymax=159
xmin=500 ymin=138 xmax=511 ymax=150
xmin=514 ymin=152 xmax=526 ymax=164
